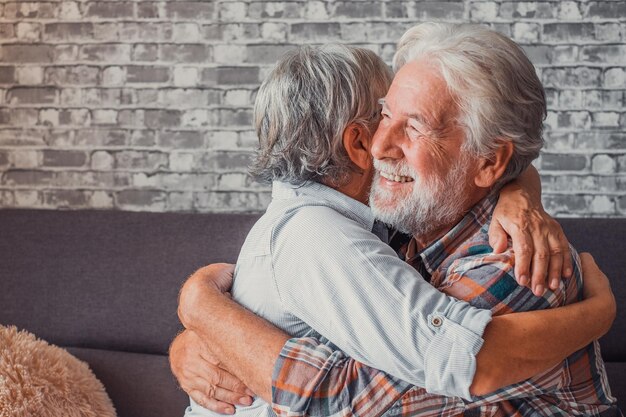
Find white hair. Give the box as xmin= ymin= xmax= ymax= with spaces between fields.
xmin=393 ymin=23 xmax=546 ymax=185
xmin=250 ymin=44 xmax=393 ymax=186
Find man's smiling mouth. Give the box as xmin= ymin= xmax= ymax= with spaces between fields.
xmin=378 ymin=171 xmax=414 ymax=183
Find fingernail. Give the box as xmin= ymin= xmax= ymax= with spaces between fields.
xmin=224 ymin=407 xmax=235 ymax=414
xmin=564 ymin=267 xmax=572 ymax=277
xmin=550 ymin=278 xmax=559 ymax=290
xmin=518 ymin=275 xmax=529 ymax=286
xmin=240 ymin=396 xmax=253 ymax=406
xmin=534 ymin=284 xmax=544 ymax=296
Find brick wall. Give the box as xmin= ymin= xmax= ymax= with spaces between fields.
xmin=0 ymin=1 xmax=624 ymax=215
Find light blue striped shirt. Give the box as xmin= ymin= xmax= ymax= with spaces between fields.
xmin=185 ymin=180 xmax=492 ymax=417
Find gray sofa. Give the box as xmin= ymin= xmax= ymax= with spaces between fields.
xmin=0 ymin=209 xmax=623 ymax=417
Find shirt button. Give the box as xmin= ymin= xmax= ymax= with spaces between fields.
xmin=431 ymin=316 xmax=443 ymax=327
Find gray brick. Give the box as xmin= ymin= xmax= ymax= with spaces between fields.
xmin=0 ymin=24 xmax=15 ymax=39
xmin=221 ymin=23 xmax=261 ymax=42
xmin=580 ymin=45 xmax=626 ymax=64
xmin=137 ymin=3 xmax=160 ymax=19
xmin=541 ymin=153 xmax=587 ymax=171
xmin=543 ymin=23 xmax=595 ymax=43
xmin=194 ymin=191 xmax=261 ymax=211
xmin=385 ymin=2 xmax=411 ymax=18
xmin=85 ymin=2 xmax=134 ymax=18
xmin=7 ymin=87 xmax=57 ymax=104
xmin=542 ymin=195 xmax=587 ymax=215
xmin=44 ymin=23 xmax=94 ymax=41
xmin=144 ymin=110 xmax=181 ymax=128
xmin=161 ymin=89 xmax=208 ymax=108
xmin=165 ymin=2 xmax=215 ymax=19
xmin=126 ymin=66 xmax=169 ymax=83
xmin=158 ymin=131 xmax=204 ymax=148
xmin=3 ymin=2 xmax=55 ymax=19
xmin=161 ymin=44 xmax=211 ymax=63
xmin=215 ymin=109 xmax=253 ymax=127
xmin=45 ymin=66 xmax=99 ymax=85
xmin=290 ymin=23 xmax=341 ymax=42
xmin=247 ymin=2 xmax=303 ymax=19
xmin=1 ymin=45 xmax=53 ymax=63
xmin=330 ymin=2 xmax=382 ymax=19
xmin=131 ymin=130 xmax=156 ymax=146
xmin=0 ymin=151 xmax=8 ymax=167
xmin=413 ymin=2 xmax=465 ymax=20
xmin=132 ymin=44 xmax=159 ymax=62
xmin=114 ymin=150 xmax=168 ymax=171
xmin=116 ymin=190 xmax=167 ymax=210
xmin=246 ymin=45 xmax=296 ymax=64
xmin=43 ymin=190 xmax=89 ymax=208
xmin=74 ymin=129 xmax=129 ymax=147
xmin=79 ymin=44 xmax=131 ymax=62
xmin=42 ymin=150 xmax=87 ymax=167
xmin=1 ymin=170 xmax=54 ymax=186
xmin=218 ymin=2 xmax=248 ymax=21
xmin=543 ymin=67 xmax=603 ymax=88
xmin=197 ymin=151 xmax=253 ymax=172
xmin=583 ymin=2 xmax=626 ymax=19
xmin=0 ymin=67 xmax=15 ymax=84
xmin=201 ymin=24 xmax=222 ymax=40
xmin=499 ymin=2 xmax=555 ymax=19
xmin=205 ymin=67 xmax=259 ymax=86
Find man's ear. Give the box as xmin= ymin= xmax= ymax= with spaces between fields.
xmin=474 ymin=140 xmax=514 ymax=188
xmin=342 ymin=123 xmax=372 ymax=171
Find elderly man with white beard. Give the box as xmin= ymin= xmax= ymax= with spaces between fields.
xmin=174 ymin=24 xmax=620 ymax=417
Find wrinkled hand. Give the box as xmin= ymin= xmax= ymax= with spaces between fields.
xmin=490 ymin=186 xmax=572 ymax=296
xmin=170 ymin=329 xmax=254 ymax=414
xmin=178 ymin=263 xmax=235 ymax=329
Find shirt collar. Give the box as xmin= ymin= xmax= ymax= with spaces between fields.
xmin=271 ymin=180 xmax=376 ymax=232
xmin=417 ymin=193 xmax=499 ymax=274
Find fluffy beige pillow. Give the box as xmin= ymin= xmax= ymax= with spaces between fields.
xmin=0 ymin=325 xmax=116 ymax=417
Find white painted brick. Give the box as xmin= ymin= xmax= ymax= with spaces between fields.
xmin=90 ymin=191 xmax=114 ymax=208
xmin=11 ymin=151 xmax=40 ymax=168
xmin=15 ymin=190 xmax=40 ymax=206
xmin=102 ymin=67 xmax=126 ymax=86
xmin=170 ymin=152 xmax=195 ymax=171
xmin=173 ymin=67 xmax=198 ymax=87
xmin=305 ymin=2 xmax=329 ymax=19
xmin=16 ymin=23 xmax=41 ymax=42
xmin=40 ymin=109 xmax=59 ymax=126
xmin=16 ymin=67 xmax=44 ymax=85
xmin=592 ymin=154 xmax=616 ymax=174
xmin=604 ymin=68 xmax=625 ymax=88
xmin=59 ymin=2 xmax=82 ymax=19
xmin=173 ymin=23 xmax=201 ymax=42
xmin=213 ymin=45 xmax=246 ymax=64
xmin=224 ymin=89 xmax=251 ymax=106
xmin=558 ymin=1 xmax=582 ymax=20
xmin=590 ymin=195 xmax=614 ymax=214
xmin=93 ymin=109 xmax=118 ymax=125
xmin=91 ymin=150 xmax=114 ymax=170
xmin=261 ymin=23 xmax=287 ymax=42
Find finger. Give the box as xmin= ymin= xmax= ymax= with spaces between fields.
xmin=213 ymin=386 xmax=254 ymax=407
xmin=206 ymin=363 xmax=250 ymax=395
xmin=546 ymin=233 xmax=565 ymax=291
xmin=488 ymin=220 xmax=509 ymax=254
xmin=510 ymin=225 xmax=532 ymax=287
xmin=190 ymin=390 xmax=236 ymax=414
xmin=529 ymin=241 xmax=550 ymax=296
xmin=559 ymin=232 xmax=573 ymax=279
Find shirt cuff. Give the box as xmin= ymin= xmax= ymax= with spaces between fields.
xmin=423 ymin=305 xmax=492 ymax=401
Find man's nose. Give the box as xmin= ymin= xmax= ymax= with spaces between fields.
xmin=371 ymin=124 xmax=404 ymax=161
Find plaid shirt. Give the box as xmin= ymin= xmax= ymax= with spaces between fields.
xmin=271 ymin=195 xmax=621 ymax=417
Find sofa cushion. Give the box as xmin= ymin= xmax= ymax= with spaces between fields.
xmin=67 ymin=347 xmax=189 ymax=417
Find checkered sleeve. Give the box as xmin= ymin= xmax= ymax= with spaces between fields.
xmin=271 ymin=337 xmax=411 ymax=417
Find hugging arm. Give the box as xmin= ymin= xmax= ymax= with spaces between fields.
xmin=177 ymin=253 xmax=615 ymax=409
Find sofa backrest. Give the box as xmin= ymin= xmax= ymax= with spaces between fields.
xmin=1 ymin=210 xmax=624 ymax=362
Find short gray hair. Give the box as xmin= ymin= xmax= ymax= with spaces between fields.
xmin=250 ymin=44 xmax=393 ymax=185
xmin=393 ymin=23 xmax=546 ymax=185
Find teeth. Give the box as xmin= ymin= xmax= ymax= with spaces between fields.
xmin=379 ymin=170 xmax=413 ymax=183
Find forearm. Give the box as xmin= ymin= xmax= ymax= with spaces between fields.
xmin=185 ymin=288 xmax=288 ymax=402
xmin=471 ymin=292 xmax=613 ymax=396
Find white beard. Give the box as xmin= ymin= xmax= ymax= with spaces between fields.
xmin=370 ymin=155 xmax=472 ymax=238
